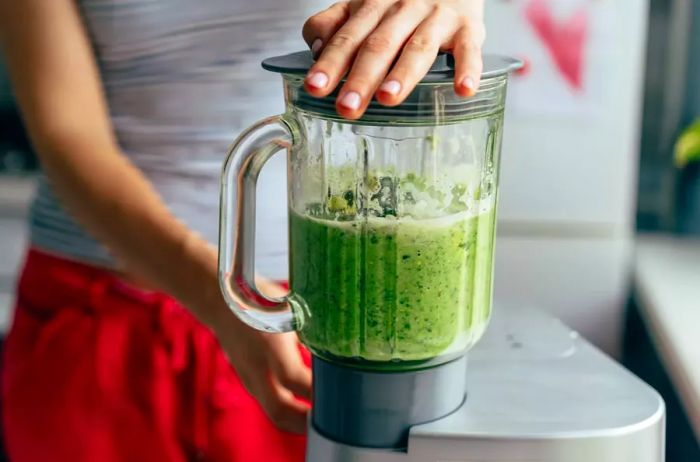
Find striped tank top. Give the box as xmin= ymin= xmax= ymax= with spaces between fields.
xmin=30 ymin=0 xmax=328 ymax=278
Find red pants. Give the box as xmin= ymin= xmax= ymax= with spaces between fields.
xmin=2 ymin=249 xmax=307 ymax=462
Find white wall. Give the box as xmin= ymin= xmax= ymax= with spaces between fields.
xmin=484 ymin=0 xmax=649 ymax=357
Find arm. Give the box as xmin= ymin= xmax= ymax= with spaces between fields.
xmin=0 ymin=0 xmax=218 ymax=317
xmin=0 ymin=0 xmax=310 ymax=433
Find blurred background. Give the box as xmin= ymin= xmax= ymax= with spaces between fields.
xmin=0 ymin=0 xmax=699 ymax=460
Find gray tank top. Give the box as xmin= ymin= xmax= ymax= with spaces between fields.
xmin=30 ymin=0 xmax=327 ymax=277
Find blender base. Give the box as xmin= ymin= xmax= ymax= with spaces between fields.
xmin=312 ymin=355 xmax=467 ymax=448
xmin=306 ymin=307 xmax=665 ymax=462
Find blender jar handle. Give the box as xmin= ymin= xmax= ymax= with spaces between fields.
xmin=219 ymin=115 xmax=300 ymax=333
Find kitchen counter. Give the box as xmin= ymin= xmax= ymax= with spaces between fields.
xmin=0 ymin=175 xmax=34 ymax=214
xmin=0 ymin=175 xmax=34 ymax=333
xmin=634 ymin=233 xmax=700 ymax=440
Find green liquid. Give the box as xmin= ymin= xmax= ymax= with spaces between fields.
xmin=290 ymin=207 xmax=496 ymax=365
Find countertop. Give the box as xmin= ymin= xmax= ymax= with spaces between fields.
xmin=0 ymin=175 xmax=33 ymax=333
xmin=634 ymin=233 xmax=700 ymax=440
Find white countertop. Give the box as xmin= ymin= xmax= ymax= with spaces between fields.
xmin=0 ymin=175 xmax=34 ymax=333
xmin=634 ymin=233 xmax=700 ymax=439
xmin=0 ymin=175 xmax=34 ymax=212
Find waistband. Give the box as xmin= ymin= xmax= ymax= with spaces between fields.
xmin=17 ymin=248 xmax=168 ymax=317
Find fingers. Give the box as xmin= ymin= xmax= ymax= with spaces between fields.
xmin=255 ymin=276 xmax=288 ymax=298
xmin=304 ymin=0 xmax=394 ymax=97
xmin=451 ymin=20 xmax=485 ymax=97
xmin=302 ymin=1 xmax=351 ymax=58
xmin=237 ymin=349 xmax=310 ymax=433
xmin=375 ymin=5 xmax=460 ymax=107
xmin=302 ymin=0 xmax=487 ymax=119
xmin=334 ymin=0 xmax=433 ymax=119
xmin=271 ymin=337 xmax=313 ymax=401
xmin=260 ymin=380 xmax=310 ymax=434
xmin=278 ymin=367 xmax=312 ymax=401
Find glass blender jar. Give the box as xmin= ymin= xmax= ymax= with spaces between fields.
xmin=219 ymin=51 xmax=521 ymax=447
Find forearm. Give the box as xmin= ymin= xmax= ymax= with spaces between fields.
xmin=35 ymin=133 xmax=224 ymax=326
xmin=0 ymin=0 xmax=225 ymax=327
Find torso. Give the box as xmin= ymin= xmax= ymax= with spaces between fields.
xmin=30 ymin=0 xmax=329 ymax=278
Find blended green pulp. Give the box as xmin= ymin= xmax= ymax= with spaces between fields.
xmin=289 ymin=207 xmax=496 ymax=365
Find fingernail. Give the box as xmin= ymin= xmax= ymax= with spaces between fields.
xmin=311 ymin=38 xmax=322 ymax=57
xmin=306 ymin=71 xmax=329 ymax=89
xmin=379 ymin=80 xmax=401 ymax=95
xmin=462 ymin=77 xmax=476 ymax=93
xmin=339 ymin=91 xmax=361 ymax=110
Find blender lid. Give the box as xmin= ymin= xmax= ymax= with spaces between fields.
xmin=262 ymin=50 xmax=523 ymax=82
xmin=262 ymin=50 xmax=521 ymax=123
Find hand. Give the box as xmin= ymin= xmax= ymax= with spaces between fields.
xmin=213 ymin=294 xmax=312 ymax=434
xmin=302 ymin=0 xmax=485 ymax=119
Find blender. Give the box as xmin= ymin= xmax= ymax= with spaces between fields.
xmin=219 ymin=51 xmax=665 ymax=461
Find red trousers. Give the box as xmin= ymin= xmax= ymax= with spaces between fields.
xmin=2 ymin=249 xmax=307 ymax=462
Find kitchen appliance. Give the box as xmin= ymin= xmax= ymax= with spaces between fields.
xmin=307 ymin=306 xmax=665 ymax=462
xmin=218 ymin=51 xmax=665 ymax=461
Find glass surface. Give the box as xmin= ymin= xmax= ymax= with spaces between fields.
xmin=285 ymin=78 xmax=506 ymax=370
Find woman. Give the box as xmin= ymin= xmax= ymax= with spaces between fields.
xmin=0 ymin=0 xmax=484 ymax=461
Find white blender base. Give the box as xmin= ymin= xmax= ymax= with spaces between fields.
xmin=306 ymin=307 xmax=665 ymax=462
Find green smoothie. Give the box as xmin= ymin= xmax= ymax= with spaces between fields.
xmin=290 ymin=200 xmax=496 ymax=364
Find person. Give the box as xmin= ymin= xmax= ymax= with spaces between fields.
xmin=0 ymin=0 xmax=485 ymax=461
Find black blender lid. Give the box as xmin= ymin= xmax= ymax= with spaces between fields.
xmin=262 ymin=50 xmax=522 ymax=82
